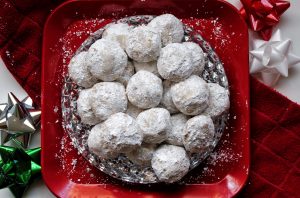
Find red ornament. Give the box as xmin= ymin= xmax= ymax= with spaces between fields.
xmin=240 ymin=0 xmax=290 ymax=40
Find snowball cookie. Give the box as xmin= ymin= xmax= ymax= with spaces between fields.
xmin=183 ymin=115 xmax=215 ymax=153
xmin=125 ymin=25 xmax=161 ymax=62
xmin=151 ymin=144 xmax=190 ymax=183
xmin=157 ymin=43 xmax=193 ymax=82
xmin=166 ymin=114 xmax=188 ymax=146
xmin=183 ymin=42 xmax=205 ymax=75
xmin=91 ymin=82 xmax=127 ymax=121
xmin=68 ymin=52 xmax=97 ymax=88
xmin=133 ymin=61 xmax=160 ymax=76
xmin=117 ymin=61 xmax=134 ymax=86
xmin=136 ymin=108 xmax=170 ymax=144
xmin=88 ymin=123 xmax=118 ymax=159
xmin=126 ymin=143 xmax=156 ymax=166
xmin=148 ymin=14 xmax=184 ymax=46
xmin=204 ymin=83 xmax=230 ymax=118
xmin=77 ymin=88 xmax=100 ymax=125
xmin=86 ymin=38 xmax=127 ymax=81
xmin=88 ymin=113 xmax=143 ymax=159
xmin=160 ymin=80 xmax=179 ymax=114
xmin=171 ymin=75 xmax=209 ymax=115
xmin=102 ymin=23 xmax=131 ymax=49
xmin=126 ymin=102 xmax=143 ymax=119
xmin=126 ymin=71 xmax=163 ymax=109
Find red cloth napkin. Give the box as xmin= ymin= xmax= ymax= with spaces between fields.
xmin=0 ymin=0 xmax=299 ymax=197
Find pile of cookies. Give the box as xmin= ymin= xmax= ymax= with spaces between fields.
xmin=68 ymin=14 xmax=230 ymax=183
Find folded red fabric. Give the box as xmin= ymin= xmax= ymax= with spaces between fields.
xmin=0 ymin=0 xmax=299 ymax=197
xmin=239 ymin=77 xmax=300 ymax=197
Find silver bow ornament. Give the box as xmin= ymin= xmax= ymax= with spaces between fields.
xmin=0 ymin=93 xmax=41 ymax=148
xmin=250 ymin=29 xmax=300 ymax=86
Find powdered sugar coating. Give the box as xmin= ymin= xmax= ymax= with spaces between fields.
xmin=87 ymin=38 xmax=127 ymax=81
xmin=102 ymin=23 xmax=131 ymax=49
xmin=88 ymin=113 xmax=143 ymax=159
xmin=117 ymin=61 xmax=135 ymax=86
xmin=68 ymin=52 xmax=97 ymax=88
xmin=77 ymin=88 xmax=100 ymax=125
xmin=171 ymin=75 xmax=209 ymax=115
xmin=183 ymin=115 xmax=215 ymax=153
xmin=126 ymin=71 xmax=163 ymax=109
xmin=88 ymin=123 xmax=118 ymax=159
xmin=126 ymin=102 xmax=143 ymax=119
xmin=137 ymin=108 xmax=170 ymax=144
xmin=166 ymin=113 xmax=188 ymax=146
xmin=62 ymin=14 xmax=230 ymax=184
xmin=160 ymin=80 xmax=179 ymax=114
xmin=204 ymin=83 xmax=230 ymax=118
xmin=157 ymin=43 xmax=193 ymax=82
xmin=183 ymin=42 xmax=205 ymax=76
xmin=151 ymin=144 xmax=190 ymax=183
xmin=91 ymin=82 xmax=127 ymax=121
xmin=126 ymin=25 xmax=161 ymax=62
xmin=133 ymin=61 xmax=160 ymax=77
xmin=148 ymin=14 xmax=184 ymax=46
xmin=126 ymin=143 xmax=156 ymax=166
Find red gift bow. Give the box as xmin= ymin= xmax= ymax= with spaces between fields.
xmin=240 ymin=0 xmax=290 ymax=40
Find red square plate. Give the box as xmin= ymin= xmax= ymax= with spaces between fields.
xmin=42 ymin=0 xmax=250 ymax=197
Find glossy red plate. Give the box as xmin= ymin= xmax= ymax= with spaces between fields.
xmin=42 ymin=0 xmax=250 ymax=197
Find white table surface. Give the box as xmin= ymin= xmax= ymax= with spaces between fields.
xmin=0 ymin=0 xmax=299 ymax=197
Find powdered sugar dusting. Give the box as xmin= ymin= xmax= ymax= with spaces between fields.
xmin=55 ymin=15 xmax=244 ymax=185
xmin=207 ymin=146 xmax=242 ymax=166
xmin=182 ymin=113 xmax=245 ymax=184
xmin=182 ymin=17 xmax=243 ymax=54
